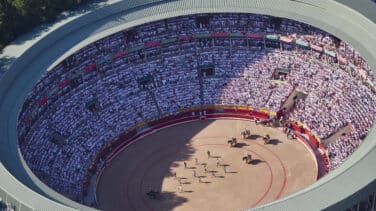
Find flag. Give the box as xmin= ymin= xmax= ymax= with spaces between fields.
xmin=84 ymin=63 xmax=97 ymax=72
xmin=38 ymin=96 xmax=48 ymax=106
xmin=59 ymin=78 xmax=71 ymax=88
xmin=212 ymin=32 xmax=230 ymax=38
xmin=145 ymin=41 xmax=161 ymax=48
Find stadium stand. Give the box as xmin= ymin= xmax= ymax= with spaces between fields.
xmin=15 ymin=14 xmax=376 ymax=206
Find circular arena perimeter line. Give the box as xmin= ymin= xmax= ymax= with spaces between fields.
xmin=194 ymin=142 xmax=288 ymax=206
xmin=193 ymin=143 xmax=279 ymax=208
xmin=96 ymin=119 xmax=317 ymax=211
xmin=136 ymin=142 xmax=280 ymax=210
xmin=121 ymin=142 xmax=277 ymax=211
xmin=192 ymin=135 xmax=290 ymax=201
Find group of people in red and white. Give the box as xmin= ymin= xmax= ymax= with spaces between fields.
xmin=17 ymin=13 xmax=375 ymax=204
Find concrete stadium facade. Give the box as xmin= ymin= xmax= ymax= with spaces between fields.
xmin=0 ymin=0 xmax=375 ymax=210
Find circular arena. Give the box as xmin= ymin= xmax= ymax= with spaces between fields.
xmin=0 ymin=1 xmax=375 ymax=211
xmin=97 ymin=119 xmax=318 ymax=211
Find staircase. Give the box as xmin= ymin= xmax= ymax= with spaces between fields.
xmin=322 ymin=123 xmax=352 ymax=146
xmin=198 ymin=71 xmax=205 ymax=106
xmin=265 ymin=90 xmax=273 ymax=105
xmin=282 ymin=88 xmax=307 ymax=112
xmin=147 ymin=89 xmax=162 ymax=116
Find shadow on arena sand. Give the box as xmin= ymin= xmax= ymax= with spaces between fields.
xmin=97 ymin=120 xmax=221 ymax=211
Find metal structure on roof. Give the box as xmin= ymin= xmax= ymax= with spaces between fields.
xmin=0 ymin=0 xmax=375 ymax=210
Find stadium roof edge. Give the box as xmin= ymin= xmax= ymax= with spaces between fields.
xmin=0 ymin=0 xmax=375 ymax=210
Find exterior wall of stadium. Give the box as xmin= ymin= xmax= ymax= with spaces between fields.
xmin=0 ymin=0 xmax=375 ymax=211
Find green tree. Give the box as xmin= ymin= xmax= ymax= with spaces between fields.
xmin=0 ymin=0 xmax=89 ymax=51
xmin=42 ymin=0 xmax=77 ymax=22
xmin=12 ymin=0 xmax=44 ymax=28
xmin=0 ymin=0 xmax=19 ymax=49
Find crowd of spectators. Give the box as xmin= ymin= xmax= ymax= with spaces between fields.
xmin=17 ymin=14 xmax=376 ymax=203
xmin=286 ymin=54 xmax=376 ymax=169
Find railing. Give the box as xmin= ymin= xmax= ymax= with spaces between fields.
xmin=0 ymin=186 xmax=34 ymax=211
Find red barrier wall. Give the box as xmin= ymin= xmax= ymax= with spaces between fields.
xmin=92 ymin=112 xmax=329 ymax=203
xmin=290 ymin=122 xmax=319 ymax=147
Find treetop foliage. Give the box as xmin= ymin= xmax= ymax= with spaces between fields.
xmin=0 ymin=0 xmax=88 ymax=51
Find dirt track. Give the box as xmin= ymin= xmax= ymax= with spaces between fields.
xmin=97 ymin=119 xmax=317 ymax=211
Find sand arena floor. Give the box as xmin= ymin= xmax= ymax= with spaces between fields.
xmin=96 ymin=119 xmax=317 ymax=211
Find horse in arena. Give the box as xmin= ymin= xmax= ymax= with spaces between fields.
xmin=263 ymin=134 xmax=271 ymax=145
xmin=227 ymin=137 xmax=237 ymax=147
xmin=146 ymin=189 xmax=160 ymax=199
xmin=241 ymin=129 xmax=251 ymax=139
xmin=242 ymin=154 xmax=252 ymax=164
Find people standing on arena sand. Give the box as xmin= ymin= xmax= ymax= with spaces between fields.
xmin=173 ymin=172 xmax=177 ymax=179
xmin=195 ymin=157 xmax=199 ymax=165
xmin=193 ymin=170 xmax=197 ymax=178
xmin=204 ymin=164 xmax=208 ymax=173
xmin=178 ymin=185 xmax=183 ymax=193
xmin=184 ymin=162 xmax=187 ymax=169
xmin=207 ymin=150 xmax=210 ymax=158
xmin=216 ymin=158 xmax=220 ymax=167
